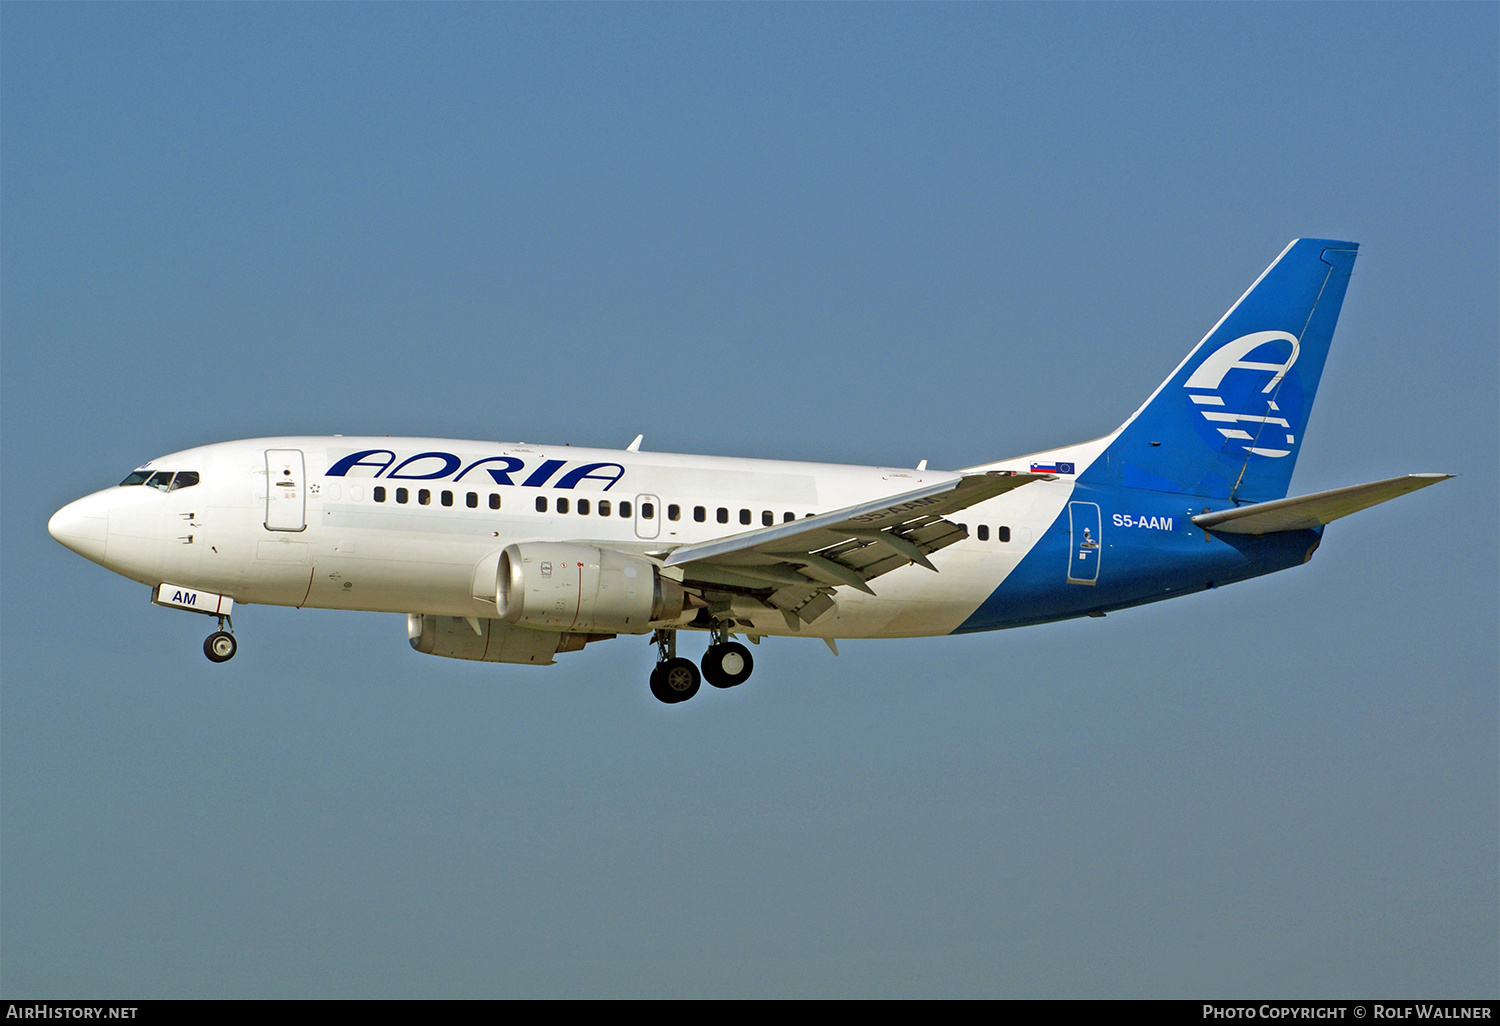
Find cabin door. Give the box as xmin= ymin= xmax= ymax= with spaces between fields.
xmin=265 ymin=449 xmax=307 ymax=532
xmin=634 ymin=494 xmax=661 ymax=540
xmin=1067 ymin=501 xmax=1101 ymax=585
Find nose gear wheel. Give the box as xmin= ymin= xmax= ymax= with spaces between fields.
xmin=204 ymin=630 xmax=237 ymax=662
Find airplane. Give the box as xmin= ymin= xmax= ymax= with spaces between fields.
xmin=48 ymin=238 xmax=1450 ymax=704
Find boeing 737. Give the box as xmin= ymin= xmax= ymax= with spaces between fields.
xmin=48 ymin=239 xmax=1449 ymax=703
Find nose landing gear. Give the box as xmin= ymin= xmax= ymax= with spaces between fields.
xmin=204 ymin=616 xmax=236 ymax=663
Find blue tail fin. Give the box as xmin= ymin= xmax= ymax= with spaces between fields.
xmin=1081 ymin=239 xmax=1358 ymax=503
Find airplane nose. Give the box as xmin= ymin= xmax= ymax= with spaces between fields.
xmin=48 ymin=493 xmax=111 ymax=564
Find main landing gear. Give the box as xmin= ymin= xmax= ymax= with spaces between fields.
xmin=649 ymin=629 xmax=699 ymax=704
xmin=649 ymin=627 xmax=754 ymax=704
xmin=703 ymin=638 xmax=753 ymax=689
xmin=204 ymin=615 xmax=237 ymax=663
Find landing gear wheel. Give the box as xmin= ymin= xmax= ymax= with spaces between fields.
xmin=650 ymin=657 xmax=701 ymax=704
xmin=702 ymin=641 xmax=753 ymax=689
xmin=204 ymin=631 xmax=237 ymax=663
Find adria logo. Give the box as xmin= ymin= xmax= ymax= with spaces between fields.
xmin=1184 ymin=331 xmax=1302 ymax=459
xmin=1184 ymin=330 xmax=1299 ymax=392
xmin=323 ymin=449 xmax=626 ymax=490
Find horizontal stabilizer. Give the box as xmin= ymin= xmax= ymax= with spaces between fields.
xmin=1191 ymin=474 xmax=1451 ymax=535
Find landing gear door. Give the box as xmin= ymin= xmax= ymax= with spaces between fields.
xmin=265 ymin=449 xmax=307 ymax=532
xmin=1067 ymin=501 xmax=1101 ymax=585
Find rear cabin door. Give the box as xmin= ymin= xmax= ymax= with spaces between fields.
xmin=1067 ymin=500 xmax=1101 ymax=585
xmin=265 ymin=449 xmax=307 ymax=532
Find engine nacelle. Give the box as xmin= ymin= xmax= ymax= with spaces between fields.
xmin=497 ymin=543 xmax=686 ymax=634
xmin=407 ymin=613 xmax=612 ymax=665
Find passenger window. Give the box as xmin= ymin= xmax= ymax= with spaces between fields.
xmin=489 ymin=494 xmax=500 ymax=510
xmin=397 ymin=488 xmax=409 ymax=504
xmin=536 ymin=496 xmax=548 ymax=513
xmin=977 ymin=525 xmax=989 ymax=541
xmin=667 ymin=504 xmax=680 ymax=521
xmin=599 ymin=500 xmax=612 ymax=517
xmin=578 ymin=499 xmax=590 ymax=516
xmin=642 ymin=502 xmax=655 ymax=519
xmin=740 ymin=509 xmax=751 ymax=525
xmin=169 ymin=471 xmax=200 ymax=491
xmin=717 ymin=508 xmax=729 ymax=524
xmin=441 ymin=490 xmax=453 ymax=507
xmin=418 ymin=489 xmax=431 ymax=505
xmin=467 ymin=492 xmax=478 ymax=508
xmin=374 ymin=486 xmax=387 ymax=503
xmin=999 ymin=526 xmax=1011 ymax=542
xmin=784 ymin=512 xmax=795 ymax=522
xmin=694 ymin=506 xmax=706 ymax=523
xmin=557 ymin=497 xmax=569 ymax=514
xmin=619 ymin=500 xmax=632 ymax=518
xmin=762 ymin=511 xmax=773 ymax=526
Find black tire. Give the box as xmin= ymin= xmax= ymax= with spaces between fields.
xmin=649 ymin=657 xmax=700 ymax=703
xmin=649 ymin=664 xmax=670 ymax=703
xmin=702 ymin=641 xmax=753 ymax=689
xmin=204 ymin=631 xmax=237 ymax=663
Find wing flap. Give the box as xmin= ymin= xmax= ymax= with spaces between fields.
xmin=1191 ymin=473 xmax=1452 ymax=535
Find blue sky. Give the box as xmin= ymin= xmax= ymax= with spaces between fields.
xmin=3 ymin=3 xmax=1495 ymax=998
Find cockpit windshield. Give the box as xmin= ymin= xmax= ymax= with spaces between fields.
xmin=120 ymin=469 xmax=200 ymax=491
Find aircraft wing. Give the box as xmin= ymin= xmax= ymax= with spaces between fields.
xmin=1191 ymin=474 xmax=1452 ymax=535
xmin=660 ymin=471 xmax=1050 ymax=628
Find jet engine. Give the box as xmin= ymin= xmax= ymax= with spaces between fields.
xmin=496 ymin=542 xmax=687 ymax=634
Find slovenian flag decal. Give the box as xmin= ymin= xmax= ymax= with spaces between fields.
xmin=1030 ymin=462 xmax=1075 ymax=474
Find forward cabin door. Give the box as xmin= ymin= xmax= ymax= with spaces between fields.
xmin=265 ymin=449 xmax=307 ymax=532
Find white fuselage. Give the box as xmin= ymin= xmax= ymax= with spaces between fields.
xmin=52 ymin=436 xmax=1084 ymax=640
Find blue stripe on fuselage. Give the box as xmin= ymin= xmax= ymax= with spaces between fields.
xmin=952 ymin=482 xmax=1322 ymax=633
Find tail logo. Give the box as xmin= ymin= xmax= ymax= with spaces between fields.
xmin=1183 ymin=331 xmax=1303 ymax=459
